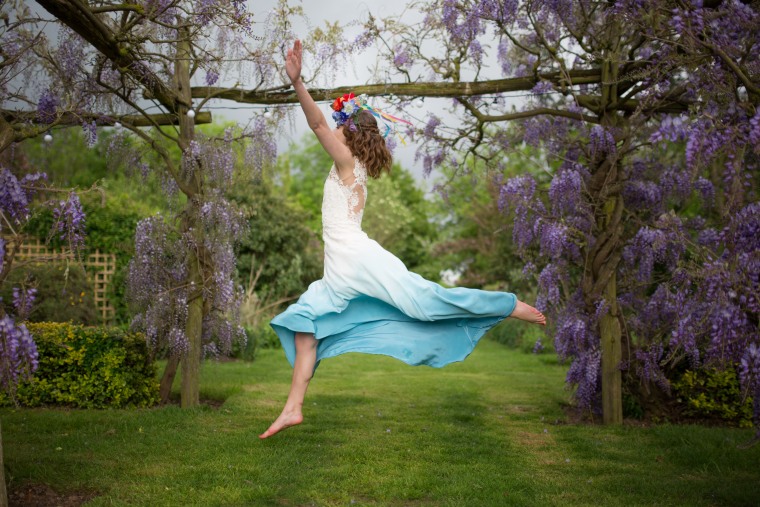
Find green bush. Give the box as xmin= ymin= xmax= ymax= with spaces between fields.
xmin=0 ymin=322 xmax=159 ymax=408
xmin=230 ymin=323 xmax=281 ymax=362
xmin=487 ymin=319 xmax=548 ymax=353
xmin=673 ymin=367 xmax=753 ymax=428
xmin=0 ymin=262 xmax=98 ymax=325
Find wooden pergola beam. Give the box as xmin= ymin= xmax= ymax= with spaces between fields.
xmin=1 ymin=110 xmax=212 ymax=128
xmin=191 ymin=69 xmax=605 ymax=105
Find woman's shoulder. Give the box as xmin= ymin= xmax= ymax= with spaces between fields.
xmin=352 ymin=159 xmax=367 ymax=182
xmin=334 ymin=158 xmax=366 ymax=181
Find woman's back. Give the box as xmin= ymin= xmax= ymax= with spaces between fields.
xmin=322 ymin=161 xmax=368 ymax=241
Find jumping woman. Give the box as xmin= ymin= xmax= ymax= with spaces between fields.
xmin=260 ymin=40 xmax=546 ymax=439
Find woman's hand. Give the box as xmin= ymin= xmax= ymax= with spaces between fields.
xmin=285 ymin=39 xmax=302 ymax=84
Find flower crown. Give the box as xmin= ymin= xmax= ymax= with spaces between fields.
xmin=331 ymin=92 xmax=412 ymax=141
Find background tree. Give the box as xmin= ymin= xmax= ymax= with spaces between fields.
xmin=1 ymin=0 xmax=373 ymax=407
xmin=5 ymin=0 xmax=757 ymax=427
xmin=365 ymin=0 xmax=759 ymax=425
xmin=211 ymin=0 xmax=758 ymax=425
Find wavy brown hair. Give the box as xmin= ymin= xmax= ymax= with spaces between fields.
xmin=344 ymin=110 xmax=393 ymax=179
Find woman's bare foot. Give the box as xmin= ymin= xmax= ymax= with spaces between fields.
xmin=259 ymin=407 xmax=303 ymax=439
xmin=510 ymin=300 xmax=547 ymax=326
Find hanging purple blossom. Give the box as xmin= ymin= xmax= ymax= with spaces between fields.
xmin=393 ymin=45 xmax=412 ymax=68
xmin=205 ymin=69 xmax=220 ymax=86
xmin=531 ymin=80 xmax=553 ymax=95
xmin=12 ymin=287 xmax=37 ymax=321
xmin=52 ymin=192 xmax=86 ymax=250
xmin=0 ymin=168 xmax=30 ymax=224
xmin=588 ymin=125 xmax=616 ymax=158
xmin=0 ymin=316 xmax=38 ymax=396
xmin=549 ymin=168 xmax=582 ymax=215
xmin=37 ymin=90 xmax=59 ymax=124
xmin=82 ymin=120 xmax=97 ymax=148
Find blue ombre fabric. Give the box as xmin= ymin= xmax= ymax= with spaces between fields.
xmin=272 ymin=280 xmax=516 ymax=368
xmin=270 ymin=162 xmax=517 ymax=369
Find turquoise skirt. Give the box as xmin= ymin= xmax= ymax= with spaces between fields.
xmin=270 ymin=248 xmax=517 ymax=369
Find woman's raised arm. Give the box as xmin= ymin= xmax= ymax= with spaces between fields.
xmin=286 ymin=40 xmax=353 ymax=172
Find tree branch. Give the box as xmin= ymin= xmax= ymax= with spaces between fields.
xmin=35 ymin=0 xmax=181 ymax=111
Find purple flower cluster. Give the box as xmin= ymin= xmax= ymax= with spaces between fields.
xmin=56 ymin=28 xmax=85 ymax=79
xmin=128 ymin=217 xmax=191 ymax=355
xmin=205 ymin=69 xmax=220 ymax=86
xmin=497 ymin=39 xmax=512 ymax=76
xmin=37 ymin=90 xmax=59 ymax=124
xmin=393 ymin=45 xmax=412 ymax=68
xmin=195 ymin=0 xmax=218 ymax=27
xmin=0 ymin=169 xmax=47 ymax=225
xmin=635 ymin=344 xmax=670 ymax=393
xmin=442 ymin=0 xmax=485 ymax=42
xmin=622 ymin=179 xmax=663 ymax=214
xmin=468 ymin=39 xmax=484 ymax=66
xmin=0 ymin=316 xmax=38 ymax=396
xmin=245 ymin=117 xmax=278 ymax=177
xmin=536 ymin=263 xmax=563 ymax=311
xmin=12 ymin=287 xmax=37 ymax=321
xmin=538 ymin=220 xmax=570 ymax=260
xmin=649 ymin=114 xmax=688 ymax=144
xmin=52 ymin=192 xmax=86 ymax=251
xmin=565 ymin=349 xmax=601 ymax=410
xmin=423 ymin=115 xmax=441 ymax=138
xmin=352 ymin=30 xmax=375 ymax=51
xmin=548 ymin=168 xmax=582 ymax=215
xmin=588 ymin=125 xmax=616 ymax=158
xmin=0 ymin=168 xmax=31 ymax=224
xmin=531 ymin=80 xmax=553 ymax=95
xmin=750 ymin=109 xmax=760 ymax=153
xmin=82 ymin=120 xmax=97 ymax=148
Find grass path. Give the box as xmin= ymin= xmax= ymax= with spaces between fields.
xmin=2 ymin=340 xmax=759 ymax=506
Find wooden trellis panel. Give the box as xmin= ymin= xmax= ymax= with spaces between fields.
xmin=5 ymin=238 xmax=118 ymax=325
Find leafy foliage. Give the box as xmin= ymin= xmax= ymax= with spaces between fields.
xmin=231 ymin=178 xmax=322 ymax=305
xmin=0 ymin=322 xmax=159 ymax=408
xmin=0 ymin=262 xmax=98 ymax=325
xmin=674 ymin=368 xmax=754 ymax=428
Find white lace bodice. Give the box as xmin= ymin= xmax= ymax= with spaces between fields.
xmin=322 ymin=161 xmax=368 ymax=238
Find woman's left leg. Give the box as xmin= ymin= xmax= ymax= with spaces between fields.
xmin=259 ymin=332 xmax=317 ymax=439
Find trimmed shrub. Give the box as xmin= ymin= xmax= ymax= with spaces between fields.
xmin=673 ymin=367 xmax=753 ymax=428
xmin=0 ymin=322 xmax=159 ymax=408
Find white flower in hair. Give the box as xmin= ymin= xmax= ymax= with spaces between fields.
xmin=343 ymin=101 xmax=357 ymax=115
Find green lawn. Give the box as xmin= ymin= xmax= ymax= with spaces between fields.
xmin=2 ymin=339 xmax=759 ymax=506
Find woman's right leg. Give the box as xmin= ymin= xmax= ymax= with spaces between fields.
xmin=259 ymin=332 xmax=317 ymax=439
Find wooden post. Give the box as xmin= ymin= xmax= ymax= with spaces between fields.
xmin=600 ymin=270 xmax=623 ymax=424
xmin=174 ymin=27 xmax=202 ymax=408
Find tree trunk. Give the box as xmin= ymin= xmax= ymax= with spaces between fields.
xmin=159 ymin=355 xmax=179 ymax=404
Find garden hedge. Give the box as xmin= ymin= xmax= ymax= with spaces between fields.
xmin=1 ymin=322 xmax=159 ymax=408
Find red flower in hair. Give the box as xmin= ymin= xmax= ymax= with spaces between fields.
xmin=332 ymin=92 xmax=355 ymax=112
